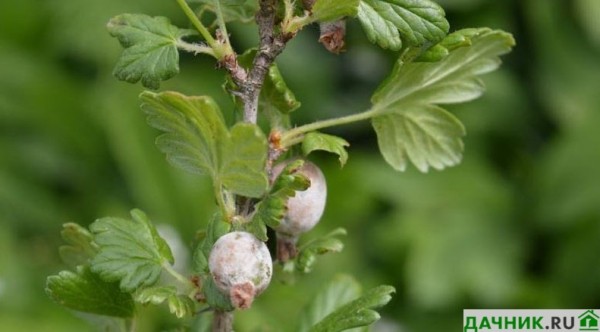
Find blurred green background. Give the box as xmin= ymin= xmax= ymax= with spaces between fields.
xmin=1 ymin=0 xmax=600 ymax=330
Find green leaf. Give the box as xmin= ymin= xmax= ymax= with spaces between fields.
xmin=261 ymin=65 xmax=301 ymax=114
xmin=107 ymin=14 xmax=194 ymax=89
xmin=90 ymin=209 xmax=174 ymax=292
xmin=311 ymin=0 xmax=360 ymax=22
xmin=371 ymin=29 xmax=515 ymax=172
xmin=221 ymin=124 xmax=270 ymax=197
xmin=203 ymin=275 xmax=234 ymax=311
xmin=297 ymin=228 xmax=346 ymax=273
xmin=310 ymin=285 xmax=395 ymax=332
xmin=46 ymin=266 xmax=134 ymax=318
xmin=298 ymin=274 xmax=362 ymax=332
xmin=58 ymin=223 xmax=98 ymax=268
xmin=372 ymin=105 xmax=465 ymax=172
xmin=414 ymin=28 xmax=477 ymax=62
xmin=136 ymin=286 xmax=195 ymax=318
xmin=302 ymin=132 xmax=350 ymax=167
xmin=357 ymin=0 xmax=449 ymax=51
xmin=141 ymin=91 xmax=269 ymax=198
xmin=168 ymin=294 xmax=196 ymax=318
xmin=247 ymin=160 xmax=310 ymax=241
xmin=193 ymin=213 xmax=231 ymax=274
xmin=136 ymin=285 xmax=176 ymax=305
xmin=190 ymin=0 xmax=259 ymax=23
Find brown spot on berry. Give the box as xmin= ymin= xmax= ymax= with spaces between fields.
xmin=230 ymin=282 xmax=256 ymax=310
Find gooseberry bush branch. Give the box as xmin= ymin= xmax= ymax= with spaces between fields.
xmin=45 ymin=0 xmax=515 ymax=331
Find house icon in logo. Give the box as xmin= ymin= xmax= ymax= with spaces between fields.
xmin=579 ymin=310 xmax=599 ymax=331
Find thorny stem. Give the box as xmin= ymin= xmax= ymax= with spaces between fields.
xmin=222 ymin=0 xmax=291 ymax=124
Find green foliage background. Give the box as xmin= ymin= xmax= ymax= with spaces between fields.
xmin=1 ymin=0 xmax=600 ymax=330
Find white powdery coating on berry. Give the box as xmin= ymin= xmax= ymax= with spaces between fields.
xmin=272 ymin=160 xmax=327 ymax=236
xmin=208 ymin=232 xmax=272 ymax=308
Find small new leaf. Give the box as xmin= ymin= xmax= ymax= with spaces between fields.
xmin=299 ymin=274 xmax=362 ymax=332
xmin=247 ymin=160 xmax=310 ymax=241
xmin=311 ymin=0 xmax=360 ymax=22
xmin=46 ymin=266 xmax=134 ymax=318
xmin=310 ymin=284 xmax=395 ymax=332
xmin=136 ymin=285 xmax=176 ymax=305
xmin=371 ymin=29 xmax=515 ymax=172
xmin=90 ymin=209 xmax=174 ymax=292
xmin=414 ymin=29 xmax=477 ymax=62
xmin=107 ymin=14 xmax=195 ymax=89
xmin=302 ymin=132 xmax=350 ymax=167
xmin=59 ymin=223 xmax=98 ymax=268
xmin=297 ymin=228 xmax=346 ymax=273
xmin=141 ymin=91 xmax=269 ymax=198
xmin=262 ymin=65 xmax=301 ymax=114
xmin=136 ymin=286 xmax=195 ymax=318
xmin=357 ymin=0 xmax=449 ymax=51
xmin=168 ymin=294 xmax=196 ymax=319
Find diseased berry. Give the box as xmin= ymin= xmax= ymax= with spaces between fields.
xmin=208 ymin=231 xmax=272 ymax=310
xmin=272 ymin=159 xmax=327 ymax=262
xmin=272 ymin=159 xmax=327 ymax=237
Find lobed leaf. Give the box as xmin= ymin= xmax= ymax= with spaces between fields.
xmin=46 ymin=266 xmax=134 ymax=318
xmin=309 ymin=285 xmax=395 ymax=332
xmin=141 ymin=91 xmax=269 ymax=197
xmin=136 ymin=286 xmax=195 ymax=318
xmin=371 ymin=28 xmax=515 ymax=172
xmin=296 ymin=228 xmax=346 ymax=273
xmin=108 ymin=14 xmax=194 ymax=89
xmin=58 ymin=223 xmax=98 ymax=268
xmin=247 ymin=160 xmax=310 ymax=241
xmin=357 ymin=0 xmax=449 ymax=51
xmin=90 ymin=209 xmax=174 ymax=292
xmin=298 ymin=274 xmax=362 ymax=332
xmin=372 ymin=105 xmax=465 ymax=172
xmin=302 ymin=132 xmax=350 ymax=167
